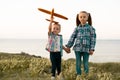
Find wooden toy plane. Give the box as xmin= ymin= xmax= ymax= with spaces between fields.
xmin=38 ymin=8 xmax=68 ymax=23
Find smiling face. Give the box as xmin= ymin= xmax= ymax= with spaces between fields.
xmin=51 ymin=24 xmax=61 ymax=35
xmin=78 ymin=12 xmax=89 ymax=25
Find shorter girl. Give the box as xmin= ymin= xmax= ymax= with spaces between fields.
xmin=66 ymin=11 xmax=96 ymax=80
xmin=46 ymin=17 xmax=69 ymax=80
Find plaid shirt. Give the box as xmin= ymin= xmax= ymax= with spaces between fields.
xmin=66 ymin=23 xmax=96 ymax=53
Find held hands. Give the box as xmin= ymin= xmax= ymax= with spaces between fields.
xmin=64 ymin=47 xmax=94 ymax=55
xmin=65 ymin=47 xmax=71 ymax=53
xmin=63 ymin=46 xmax=71 ymax=54
xmin=89 ymin=50 xmax=94 ymax=55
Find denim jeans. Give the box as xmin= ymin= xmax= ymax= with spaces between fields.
xmin=75 ymin=51 xmax=89 ymax=75
xmin=50 ymin=52 xmax=61 ymax=77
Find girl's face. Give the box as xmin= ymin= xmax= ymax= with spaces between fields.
xmin=52 ymin=24 xmax=61 ymax=35
xmin=78 ymin=12 xmax=88 ymax=25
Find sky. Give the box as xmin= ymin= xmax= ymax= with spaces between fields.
xmin=0 ymin=0 xmax=120 ymax=40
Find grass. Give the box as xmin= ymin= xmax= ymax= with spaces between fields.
xmin=0 ymin=52 xmax=120 ymax=80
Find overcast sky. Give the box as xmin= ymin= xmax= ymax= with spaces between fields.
xmin=0 ymin=0 xmax=120 ymax=39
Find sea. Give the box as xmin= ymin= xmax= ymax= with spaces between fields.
xmin=0 ymin=39 xmax=120 ymax=63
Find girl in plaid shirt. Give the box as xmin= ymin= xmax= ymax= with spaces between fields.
xmin=66 ymin=11 xmax=96 ymax=79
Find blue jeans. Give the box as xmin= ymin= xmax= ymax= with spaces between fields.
xmin=50 ymin=52 xmax=61 ymax=77
xmin=75 ymin=51 xmax=89 ymax=75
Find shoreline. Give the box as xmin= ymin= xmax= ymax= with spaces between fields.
xmin=0 ymin=51 xmax=120 ymax=63
xmin=0 ymin=39 xmax=120 ymax=63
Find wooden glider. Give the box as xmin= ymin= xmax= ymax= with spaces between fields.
xmin=38 ymin=8 xmax=68 ymax=22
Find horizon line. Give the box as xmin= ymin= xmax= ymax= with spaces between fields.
xmin=0 ymin=38 xmax=120 ymax=40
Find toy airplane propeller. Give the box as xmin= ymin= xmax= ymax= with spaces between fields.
xmin=38 ymin=8 xmax=68 ymax=23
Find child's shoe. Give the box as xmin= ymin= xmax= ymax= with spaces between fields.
xmin=57 ymin=72 xmax=64 ymax=80
xmin=76 ymin=75 xmax=81 ymax=80
xmin=51 ymin=76 xmax=56 ymax=80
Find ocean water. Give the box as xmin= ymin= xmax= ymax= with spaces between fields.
xmin=0 ymin=39 xmax=120 ymax=62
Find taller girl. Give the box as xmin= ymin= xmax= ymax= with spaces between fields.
xmin=66 ymin=11 xmax=96 ymax=79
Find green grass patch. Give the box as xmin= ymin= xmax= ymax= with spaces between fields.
xmin=0 ymin=52 xmax=120 ymax=80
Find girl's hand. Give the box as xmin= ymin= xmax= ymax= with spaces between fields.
xmin=50 ymin=17 xmax=54 ymax=23
xmin=63 ymin=46 xmax=71 ymax=53
xmin=66 ymin=47 xmax=71 ymax=53
xmin=48 ymin=17 xmax=54 ymax=35
xmin=89 ymin=50 xmax=94 ymax=55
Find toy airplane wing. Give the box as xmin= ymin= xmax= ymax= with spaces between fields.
xmin=46 ymin=19 xmax=58 ymax=24
xmin=38 ymin=8 xmax=68 ymax=20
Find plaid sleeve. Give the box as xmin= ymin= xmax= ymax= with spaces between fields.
xmin=90 ymin=27 xmax=96 ymax=51
xmin=66 ymin=27 xmax=78 ymax=48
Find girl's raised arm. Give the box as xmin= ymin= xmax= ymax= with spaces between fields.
xmin=48 ymin=17 xmax=53 ymax=35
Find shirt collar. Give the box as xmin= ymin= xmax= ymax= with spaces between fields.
xmin=79 ymin=23 xmax=90 ymax=27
